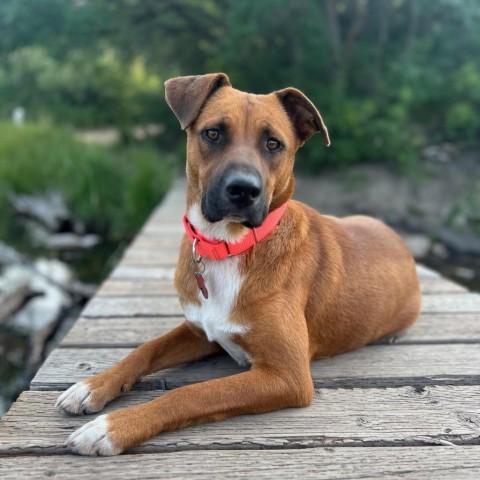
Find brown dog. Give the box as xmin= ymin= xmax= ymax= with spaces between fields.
xmin=56 ymin=73 xmax=421 ymax=455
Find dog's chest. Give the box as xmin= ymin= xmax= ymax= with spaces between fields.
xmin=182 ymin=257 xmax=250 ymax=366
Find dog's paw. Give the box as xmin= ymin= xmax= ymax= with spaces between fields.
xmin=55 ymin=381 xmax=105 ymax=415
xmin=66 ymin=414 xmax=122 ymax=456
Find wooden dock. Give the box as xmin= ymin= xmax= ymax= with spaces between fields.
xmin=1 ymin=178 xmax=480 ymax=478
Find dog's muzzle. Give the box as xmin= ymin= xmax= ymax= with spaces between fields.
xmin=201 ymin=165 xmax=267 ymax=228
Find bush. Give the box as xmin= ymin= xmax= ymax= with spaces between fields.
xmin=0 ymin=122 xmax=172 ymax=244
xmin=0 ymin=46 xmax=162 ymax=128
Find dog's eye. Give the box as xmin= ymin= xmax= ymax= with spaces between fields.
xmin=205 ymin=129 xmax=220 ymax=141
xmin=266 ymin=138 xmax=281 ymax=151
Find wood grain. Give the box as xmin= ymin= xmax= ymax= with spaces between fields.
xmin=109 ymin=265 xmax=176 ymax=280
xmin=95 ymin=277 xmax=466 ymax=298
xmin=96 ymin=280 xmax=177 ymax=297
xmin=60 ymin=316 xmax=183 ymax=347
xmin=1 ymin=386 xmax=479 ymax=455
xmin=420 ymin=293 xmax=480 ymax=313
xmin=128 ymin=237 xmax=181 ymax=249
xmin=59 ymin=313 xmax=480 ymax=348
xmin=79 ymin=293 xmax=480 ymax=319
xmin=31 ymin=344 xmax=480 ymax=391
xmin=2 ymin=447 xmax=480 ymax=480
xmin=120 ymin=248 xmax=180 ymax=266
xmin=419 ymin=276 xmax=466 ymax=294
xmin=81 ymin=296 xmax=183 ymax=318
xmin=116 ymin=248 xmax=467 ymax=293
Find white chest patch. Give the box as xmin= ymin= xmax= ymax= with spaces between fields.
xmin=182 ymin=255 xmax=251 ymax=366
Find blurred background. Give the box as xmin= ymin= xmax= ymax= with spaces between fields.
xmin=1 ymin=0 xmax=479 ymax=415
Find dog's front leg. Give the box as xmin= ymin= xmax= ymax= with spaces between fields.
xmin=67 ymin=362 xmax=313 ymax=456
xmin=55 ymin=322 xmax=221 ymax=415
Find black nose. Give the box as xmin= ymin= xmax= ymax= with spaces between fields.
xmin=224 ymin=171 xmax=262 ymax=207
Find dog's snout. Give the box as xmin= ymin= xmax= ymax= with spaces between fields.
xmin=224 ymin=172 xmax=262 ymax=206
xmin=202 ymin=165 xmax=266 ymax=225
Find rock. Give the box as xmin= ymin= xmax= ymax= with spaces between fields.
xmin=0 ymin=240 xmax=96 ymax=300
xmin=25 ymin=221 xmax=100 ymax=251
xmin=431 ymin=242 xmax=450 ymax=259
xmin=402 ymin=234 xmax=431 ymax=259
xmin=0 ymin=284 xmax=43 ymax=324
xmin=0 ymin=241 xmax=96 ymax=409
xmin=437 ymin=229 xmax=480 ymax=256
xmin=0 ymin=240 xmax=24 ymax=265
xmin=42 ymin=233 xmax=100 ymax=250
xmin=454 ymin=267 xmax=475 ymax=280
xmin=10 ymin=191 xmax=85 ymax=233
xmin=4 ymin=259 xmax=73 ymax=367
xmin=2 ymin=260 xmax=73 ymax=332
xmin=422 ymin=144 xmax=455 ymax=163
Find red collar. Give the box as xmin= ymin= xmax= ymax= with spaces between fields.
xmin=183 ymin=203 xmax=288 ymax=261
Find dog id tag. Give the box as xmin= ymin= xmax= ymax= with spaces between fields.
xmin=191 ymin=238 xmax=209 ymax=299
xmin=194 ymin=271 xmax=209 ymax=299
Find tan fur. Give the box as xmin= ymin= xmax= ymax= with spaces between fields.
xmin=61 ymin=74 xmax=420 ymax=455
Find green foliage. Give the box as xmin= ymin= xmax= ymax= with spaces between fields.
xmin=0 ymin=123 xmax=172 ymax=243
xmin=0 ymin=46 xmax=162 ymax=127
xmin=1 ymin=0 xmax=479 ymax=171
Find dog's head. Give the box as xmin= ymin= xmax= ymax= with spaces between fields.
xmin=165 ymin=73 xmax=329 ymax=233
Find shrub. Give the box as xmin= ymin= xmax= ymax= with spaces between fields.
xmin=0 ymin=122 xmax=172 ymax=245
xmin=0 ymin=46 xmax=162 ymax=128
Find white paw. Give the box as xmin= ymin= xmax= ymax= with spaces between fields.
xmin=55 ymin=381 xmax=98 ymax=415
xmin=67 ymin=414 xmax=121 ymax=456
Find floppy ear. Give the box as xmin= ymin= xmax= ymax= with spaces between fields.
xmin=276 ymin=87 xmax=330 ymax=146
xmin=164 ymin=73 xmax=231 ymax=130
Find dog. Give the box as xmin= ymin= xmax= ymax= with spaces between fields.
xmin=56 ymin=73 xmax=421 ymax=455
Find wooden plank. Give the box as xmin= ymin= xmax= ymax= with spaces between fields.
xmin=93 ymin=278 xmax=467 ymax=298
xmin=145 ymin=179 xmax=185 ymax=218
xmin=79 ymin=293 xmax=480 ymax=319
xmin=60 ymin=317 xmax=183 ymax=347
xmin=384 ymin=313 xmax=480 ymax=344
xmin=81 ymin=296 xmax=183 ymax=318
xmin=140 ymin=224 xmax=184 ymax=236
xmin=122 ymin=244 xmax=179 ymax=257
xmin=1 ymin=386 xmax=480 ymax=455
xmin=419 ymin=276 xmax=466 ymax=294
xmin=31 ymin=344 xmax=480 ymax=391
xmin=96 ymin=280 xmax=176 ymax=297
xmin=58 ymin=313 xmax=480 ymax=348
xmin=416 ymin=264 xmax=440 ymax=278
xmin=95 ymin=275 xmax=463 ymax=298
xmin=116 ymin=255 xmax=465 ymax=295
xmin=109 ymin=265 xmax=175 ymax=280
xmin=128 ymin=230 xmax=182 ymax=241
xmin=120 ymin=249 xmax=179 ymax=266
xmin=128 ymin=237 xmax=182 ymax=249
xmin=1 ymin=447 xmax=480 ymax=480
xmin=421 ymin=293 xmax=480 ymax=313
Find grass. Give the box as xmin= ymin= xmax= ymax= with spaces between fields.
xmin=0 ymin=122 xmax=172 ymax=265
